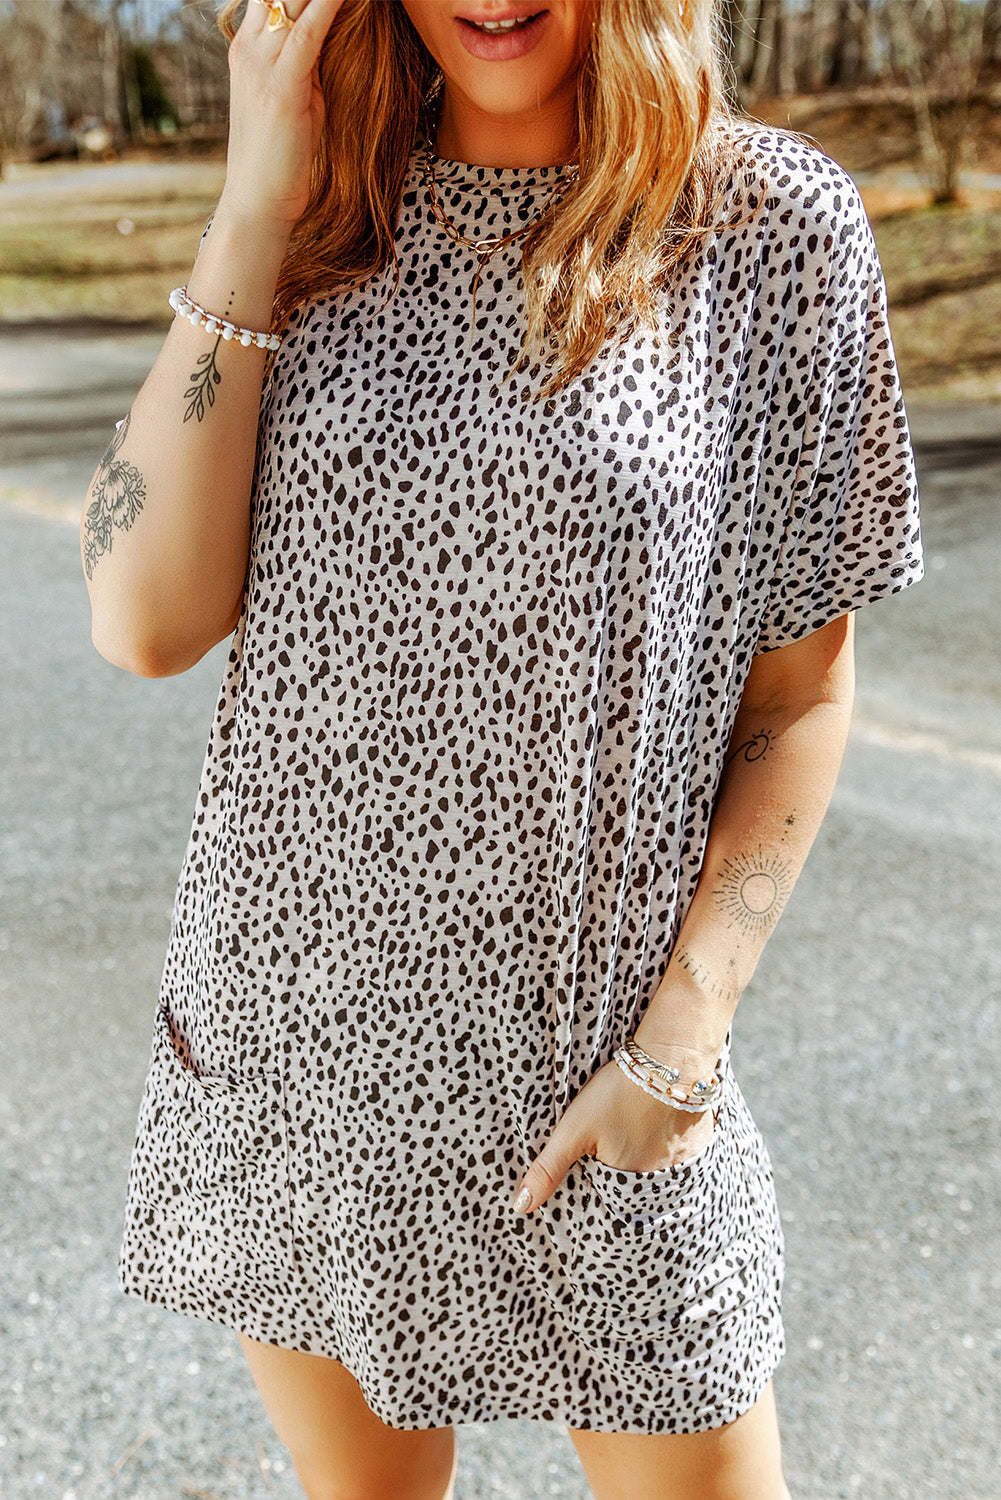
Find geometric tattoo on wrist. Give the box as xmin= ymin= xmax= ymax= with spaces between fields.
xmin=82 ymin=409 xmax=146 ymax=579
xmin=712 ymin=846 xmax=796 ymax=936
xmin=672 ymin=945 xmax=741 ymax=1006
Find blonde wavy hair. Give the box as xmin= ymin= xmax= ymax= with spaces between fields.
xmin=214 ymin=0 xmax=812 ymax=403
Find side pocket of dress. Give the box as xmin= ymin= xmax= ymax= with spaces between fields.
xmin=727 ymin=1070 xmax=786 ymax=1276
xmin=554 ymin=1081 xmax=768 ymax=1353
xmin=123 ymin=1005 xmax=296 ymax=1271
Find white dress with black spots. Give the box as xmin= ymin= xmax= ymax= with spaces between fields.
xmin=118 ymin=124 xmax=925 ymax=1433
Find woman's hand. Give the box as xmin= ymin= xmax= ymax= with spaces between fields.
xmin=510 ymin=1057 xmax=718 ymax=1214
xmin=218 ymin=0 xmax=347 ymax=234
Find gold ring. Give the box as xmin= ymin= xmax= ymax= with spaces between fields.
xmin=253 ymin=0 xmax=294 ymax=31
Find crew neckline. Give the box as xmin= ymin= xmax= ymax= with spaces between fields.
xmin=412 ymin=138 xmax=578 ymax=186
xmin=429 ymin=154 xmax=578 ymax=178
xmin=406 ymin=137 xmax=580 ymax=239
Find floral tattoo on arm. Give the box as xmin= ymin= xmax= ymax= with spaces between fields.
xmin=82 ymin=411 xmax=146 ymax=579
xmin=83 ymin=290 xmax=235 ymax=576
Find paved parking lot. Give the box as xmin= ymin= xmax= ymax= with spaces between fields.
xmin=1 ymin=325 xmax=998 ymax=1497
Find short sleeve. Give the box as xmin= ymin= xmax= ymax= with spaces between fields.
xmin=753 ymin=170 xmax=925 ymax=653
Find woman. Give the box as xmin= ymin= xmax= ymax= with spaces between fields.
xmin=86 ymin=0 xmax=925 ymax=1495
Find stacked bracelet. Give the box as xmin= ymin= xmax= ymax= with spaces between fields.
xmin=168 ymin=285 xmax=282 ymax=351
xmin=612 ymin=1037 xmax=724 ymax=1114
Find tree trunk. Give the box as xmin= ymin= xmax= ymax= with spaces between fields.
xmin=979 ymin=0 xmax=1001 ymax=80
xmin=102 ymin=10 xmax=123 ymax=138
xmin=800 ymin=0 xmax=828 ymax=94
xmin=885 ymin=0 xmax=975 ymax=205
xmin=827 ymin=0 xmax=852 ymax=86
xmin=747 ymin=0 xmax=777 ymax=95
xmin=773 ymin=0 xmax=796 ymax=96
xmin=857 ymin=0 xmax=878 ymax=84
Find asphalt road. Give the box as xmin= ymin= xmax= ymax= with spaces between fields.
xmin=3 ymin=153 xmax=998 ymax=201
xmin=1 ymin=324 xmax=999 ymax=1499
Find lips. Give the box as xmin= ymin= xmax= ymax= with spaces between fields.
xmin=454 ymin=8 xmax=550 ymax=57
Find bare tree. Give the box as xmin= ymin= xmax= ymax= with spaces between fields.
xmin=0 ymin=0 xmax=123 ymax=172
xmin=856 ymin=0 xmax=880 ymax=83
xmin=884 ymin=0 xmax=984 ymax=203
xmin=152 ymin=0 xmax=230 ymax=127
xmin=979 ymin=0 xmax=1001 ymax=76
xmin=827 ymin=0 xmax=852 ymax=84
xmin=799 ymin=0 xmax=832 ymax=92
xmin=746 ymin=0 xmax=778 ymax=95
xmin=0 ymin=0 xmax=62 ymax=172
xmin=772 ymin=0 xmax=796 ymax=93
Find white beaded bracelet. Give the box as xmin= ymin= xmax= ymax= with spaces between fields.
xmin=612 ymin=1044 xmax=722 ymax=1113
xmin=168 ymin=285 xmax=282 ymax=351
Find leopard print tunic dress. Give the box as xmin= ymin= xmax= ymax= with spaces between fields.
xmin=117 ymin=124 xmax=925 ymax=1433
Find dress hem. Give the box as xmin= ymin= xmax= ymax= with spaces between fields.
xmin=117 ymin=1250 xmax=786 ymax=1435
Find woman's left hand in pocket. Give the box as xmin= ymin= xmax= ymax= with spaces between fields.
xmin=510 ymin=1057 xmax=716 ymax=1214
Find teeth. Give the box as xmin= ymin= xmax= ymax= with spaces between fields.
xmin=471 ymin=15 xmax=534 ymax=31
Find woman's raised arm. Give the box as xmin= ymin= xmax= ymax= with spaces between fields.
xmin=82 ymin=207 xmax=290 ymax=676
xmin=81 ymin=0 xmax=347 ymax=676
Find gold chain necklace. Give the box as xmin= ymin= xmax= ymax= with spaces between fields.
xmin=418 ymin=109 xmax=580 ymax=352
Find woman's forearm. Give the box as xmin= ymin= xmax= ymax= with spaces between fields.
xmin=633 ymin=689 xmax=855 ymax=1064
xmin=82 ymin=202 xmax=291 ymax=677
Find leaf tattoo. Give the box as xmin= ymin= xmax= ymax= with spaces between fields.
xmin=183 ymin=340 xmax=223 ymax=423
xmin=82 ymin=410 xmax=147 ymax=580
xmin=182 ymin=288 xmax=234 ymax=423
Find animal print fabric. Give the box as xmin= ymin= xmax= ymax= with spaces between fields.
xmin=118 ymin=125 xmax=924 ymax=1433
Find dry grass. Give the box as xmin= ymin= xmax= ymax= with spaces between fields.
xmin=2 ymin=123 xmax=1000 ymax=402
xmin=863 ymin=191 xmax=1001 ymax=401
xmin=0 ymin=157 xmax=223 ymax=323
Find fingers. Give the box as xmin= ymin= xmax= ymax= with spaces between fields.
xmin=512 ymin=1075 xmax=610 ymax=1213
xmin=511 ymin=1139 xmax=583 ymax=1215
xmin=237 ymin=0 xmax=340 ymax=50
xmin=230 ymin=0 xmax=346 ymax=103
xmin=239 ymin=0 xmax=307 ymax=37
xmin=272 ymin=0 xmax=347 ymax=87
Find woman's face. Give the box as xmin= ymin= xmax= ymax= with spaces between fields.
xmin=399 ymin=2 xmax=590 ymax=140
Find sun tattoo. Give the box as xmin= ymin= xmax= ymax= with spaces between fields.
xmin=713 ymin=847 xmax=796 ymax=936
xmin=82 ymin=411 xmax=146 ymax=580
xmin=723 ymin=727 xmax=775 ymax=768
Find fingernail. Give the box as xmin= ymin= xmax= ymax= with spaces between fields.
xmin=512 ymin=1184 xmax=532 ymax=1213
